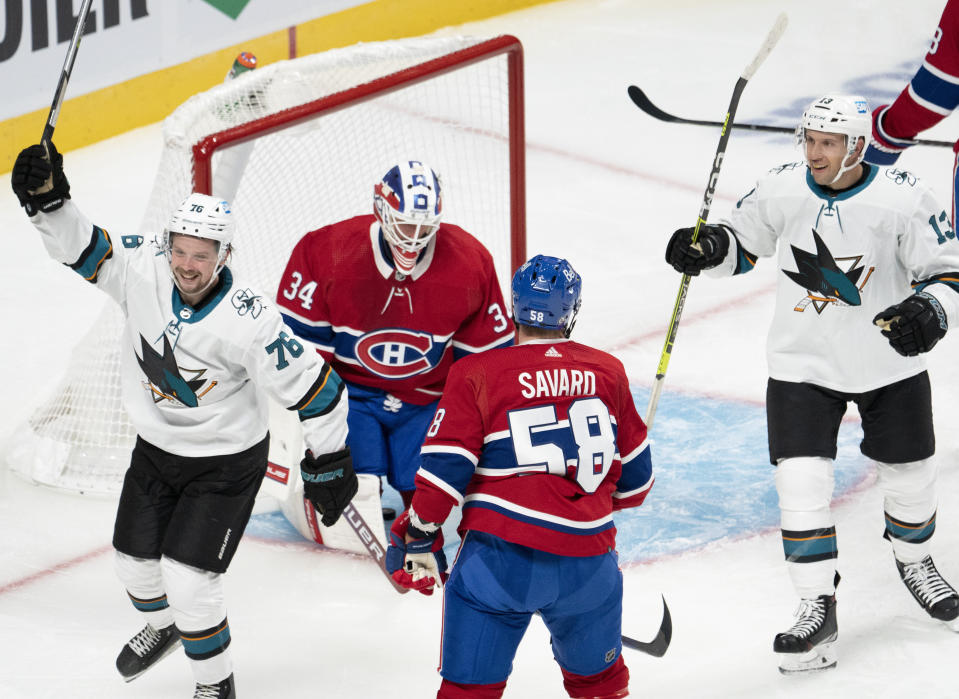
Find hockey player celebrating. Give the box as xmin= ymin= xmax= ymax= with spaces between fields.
xmin=11 ymin=143 xmax=358 ymax=698
xmin=275 ymin=160 xmax=514 ymax=516
xmin=665 ymin=94 xmax=959 ymax=673
xmin=385 ymin=255 xmax=654 ymax=698
xmin=865 ymin=0 xmax=959 ymax=221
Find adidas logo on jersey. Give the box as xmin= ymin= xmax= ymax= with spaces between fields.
xmin=545 ymin=346 xmax=562 ymax=358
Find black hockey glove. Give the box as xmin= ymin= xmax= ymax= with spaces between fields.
xmin=665 ymin=224 xmax=730 ymax=276
xmin=11 ymin=142 xmax=71 ymax=216
xmin=873 ymin=292 xmax=948 ymax=357
xmin=301 ymin=447 xmax=358 ymax=527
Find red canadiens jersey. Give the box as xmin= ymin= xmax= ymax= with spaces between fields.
xmin=880 ymin=0 xmax=959 ymax=141
xmin=411 ymin=339 xmax=654 ymax=557
xmin=276 ymin=215 xmax=514 ymax=405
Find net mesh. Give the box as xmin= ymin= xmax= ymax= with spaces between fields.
xmin=7 ymin=35 xmax=523 ymax=494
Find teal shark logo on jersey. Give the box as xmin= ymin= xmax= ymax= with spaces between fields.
xmin=785 ymin=229 xmax=872 ymax=314
xmin=135 ymin=333 xmax=208 ymax=407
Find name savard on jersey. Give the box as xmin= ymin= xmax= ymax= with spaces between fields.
xmin=517 ymin=368 xmax=596 ymax=398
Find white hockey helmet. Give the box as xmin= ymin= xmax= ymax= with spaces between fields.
xmin=797 ymin=94 xmax=871 ymax=183
xmin=373 ymin=160 xmax=442 ymax=274
xmin=162 ymin=192 xmax=235 ymax=272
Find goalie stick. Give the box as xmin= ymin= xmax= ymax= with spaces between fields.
xmin=622 ymin=595 xmax=672 ymax=657
xmin=643 ymin=12 xmax=788 ymax=429
xmin=627 ymin=84 xmax=953 ymax=148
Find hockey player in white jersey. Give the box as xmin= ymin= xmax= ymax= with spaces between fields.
xmin=11 ymin=142 xmax=358 ymax=698
xmin=665 ymin=94 xmax=959 ymax=673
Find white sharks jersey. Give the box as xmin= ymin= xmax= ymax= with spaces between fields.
xmin=708 ymin=162 xmax=959 ymax=393
xmin=32 ymin=201 xmax=348 ymax=458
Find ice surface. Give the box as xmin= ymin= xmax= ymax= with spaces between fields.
xmin=2 ymin=0 xmax=959 ymax=696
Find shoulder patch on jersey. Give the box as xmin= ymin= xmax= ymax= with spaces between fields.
xmin=884 ymin=168 xmax=918 ymax=187
xmin=121 ymin=234 xmax=144 ymax=249
xmin=768 ymin=161 xmax=803 ymax=176
xmin=231 ymin=287 xmax=264 ymax=319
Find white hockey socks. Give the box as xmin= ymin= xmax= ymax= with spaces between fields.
xmin=875 ymin=457 xmax=938 ymax=563
xmin=115 ymin=551 xmax=175 ymax=630
xmin=775 ymin=456 xmax=838 ymax=598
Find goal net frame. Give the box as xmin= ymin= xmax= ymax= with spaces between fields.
xmin=7 ymin=34 xmax=526 ymax=495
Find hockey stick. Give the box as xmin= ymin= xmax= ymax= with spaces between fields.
xmin=627 ymin=84 xmax=954 ymax=148
xmin=341 ymin=503 xmax=409 ymax=594
xmin=41 ymin=0 xmax=93 ymax=145
xmin=622 ymin=595 xmax=672 ymax=657
xmin=643 ymin=12 xmax=788 ymax=429
xmin=32 ymin=0 xmax=93 ymax=195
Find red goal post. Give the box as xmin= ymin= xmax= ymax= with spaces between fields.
xmin=7 ymin=34 xmax=527 ymax=494
xmin=192 ymin=34 xmax=526 ymax=272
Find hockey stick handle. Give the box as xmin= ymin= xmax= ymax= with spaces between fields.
xmin=742 ymin=13 xmax=787 ymax=79
xmin=644 ymin=13 xmax=788 ymax=429
xmin=341 ymin=503 xmax=410 ymax=594
xmin=627 ymin=85 xmax=954 ymax=149
xmin=41 ymin=0 xmax=94 ymax=145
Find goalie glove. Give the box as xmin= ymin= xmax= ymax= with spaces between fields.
xmin=301 ymin=447 xmax=358 ymax=527
xmin=11 ymin=142 xmax=71 ymax=216
xmin=385 ymin=509 xmax=448 ymax=596
xmin=665 ymin=224 xmax=730 ymax=275
xmin=873 ymin=292 xmax=948 ymax=357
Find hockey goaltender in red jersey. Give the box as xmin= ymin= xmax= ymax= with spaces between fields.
xmin=386 ymin=255 xmax=654 ymax=699
xmin=275 ymin=160 xmax=514 ymax=512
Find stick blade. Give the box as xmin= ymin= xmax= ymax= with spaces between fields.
xmin=627 ymin=85 xmax=678 ymax=122
xmin=622 ymin=595 xmax=672 ymax=657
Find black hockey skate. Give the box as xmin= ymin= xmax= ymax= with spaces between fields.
xmin=773 ymin=594 xmax=837 ymax=673
xmin=897 ymin=555 xmax=959 ymax=627
xmin=194 ymin=673 xmax=235 ymax=699
xmin=116 ymin=623 xmax=181 ymax=682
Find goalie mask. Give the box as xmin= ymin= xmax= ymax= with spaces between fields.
xmin=511 ymin=255 xmax=582 ymax=338
xmin=797 ymin=94 xmax=871 ymax=185
xmin=373 ymin=160 xmax=442 ymax=275
xmin=162 ymin=193 xmax=235 ymax=295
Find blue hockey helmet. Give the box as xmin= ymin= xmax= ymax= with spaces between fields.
xmin=511 ymin=255 xmax=582 ymax=337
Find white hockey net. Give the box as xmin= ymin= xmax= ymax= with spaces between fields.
xmin=6 ymin=35 xmax=525 ymax=494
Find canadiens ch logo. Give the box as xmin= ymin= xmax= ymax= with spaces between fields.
xmin=135 ymin=333 xmax=216 ymax=407
xmin=785 ymin=228 xmax=874 ymax=314
xmin=355 ymin=328 xmax=435 ymax=378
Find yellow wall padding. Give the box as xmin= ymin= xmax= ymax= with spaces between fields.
xmin=1 ymin=0 xmax=560 ymax=174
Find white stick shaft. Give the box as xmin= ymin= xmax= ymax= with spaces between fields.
xmin=741 ymin=12 xmax=788 ymax=80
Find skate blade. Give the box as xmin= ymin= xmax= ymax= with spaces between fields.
xmin=945 ymin=616 xmax=959 ymax=633
xmin=777 ymin=640 xmax=837 ymax=674
xmin=119 ymin=639 xmax=182 ymax=683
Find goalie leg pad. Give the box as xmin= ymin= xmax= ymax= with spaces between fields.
xmin=281 ymin=473 xmax=385 ymax=554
